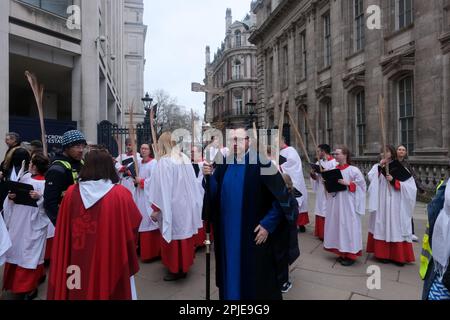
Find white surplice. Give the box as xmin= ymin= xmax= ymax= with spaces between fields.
xmin=148 ymin=152 xmax=203 ymax=243
xmin=280 ymin=146 xmax=309 ymax=213
xmin=324 ymin=166 xmax=367 ymax=255
xmin=2 ymin=173 xmax=50 ymax=269
xmin=115 ymin=153 xmax=142 ymax=194
xmin=367 ymin=164 xmax=417 ymax=243
xmin=0 ymin=214 xmax=11 ymax=266
xmin=311 ymin=157 xmax=338 ymax=217
xmin=135 ymin=159 xmax=159 ymax=232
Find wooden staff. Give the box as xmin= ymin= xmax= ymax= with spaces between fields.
xmin=378 ymin=95 xmax=392 ymax=194
xmin=150 ymin=105 xmax=159 ymax=160
xmin=287 ymin=111 xmax=311 ymax=164
xmin=25 ymin=71 xmax=48 ymax=156
xmin=128 ymin=104 xmax=140 ymax=178
xmin=378 ymin=95 xmax=389 ymax=174
xmin=191 ymin=109 xmax=195 ymax=153
xmin=301 ymin=106 xmax=318 ymax=149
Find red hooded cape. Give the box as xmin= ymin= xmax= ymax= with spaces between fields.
xmin=47 ymin=184 xmax=142 ymax=300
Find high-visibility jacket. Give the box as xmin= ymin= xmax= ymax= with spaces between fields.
xmin=420 ymin=180 xmax=446 ymax=280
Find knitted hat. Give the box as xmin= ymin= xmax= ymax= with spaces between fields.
xmin=62 ymin=130 xmax=87 ymax=150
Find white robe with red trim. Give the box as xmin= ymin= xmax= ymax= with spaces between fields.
xmin=280 ymin=146 xmax=309 ymax=213
xmin=367 ymin=164 xmax=417 ymax=243
xmin=311 ymin=158 xmax=338 ymax=217
xmin=135 ymin=159 xmax=159 ymax=233
xmin=115 ymin=153 xmax=142 ymax=194
xmin=324 ymin=166 xmax=367 ymax=255
xmin=2 ymin=173 xmax=50 ymax=269
xmin=148 ymin=152 xmax=203 ymax=243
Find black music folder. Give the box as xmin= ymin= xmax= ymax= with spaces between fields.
xmin=321 ymin=169 xmax=348 ymax=193
xmin=379 ymin=160 xmax=412 ymax=182
xmin=6 ymin=181 xmax=38 ymax=207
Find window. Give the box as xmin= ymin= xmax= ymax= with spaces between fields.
xmin=355 ymin=91 xmax=366 ymax=155
xmin=235 ymin=95 xmax=243 ymax=115
xmin=280 ymin=45 xmax=289 ymax=89
xmin=323 ymin=13 xmax=332 ymax=67
xmin=325 ymin=102 xmax=333 ymax=147
xmin=399 ymin=76 xmax=414 ymax=152
xmin=397 ymin=0 xmax=413 ymax=29
xmin=20 ymin=0 xmax=73 ymax=17
xmin=235 ymin=30 xmax=242 ymax=48
xmin=354 ymin=0 xmax=365 ymax=51
xmin=267 ymin=56 xmax=274 ymax=95
xmin=232 ymin=60 xmax=242 ymax=80
xmin=301 ymin=32 xmax=307 ymax=79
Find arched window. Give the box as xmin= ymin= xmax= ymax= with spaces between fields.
xmin=234 ymin=94 xmax=243 ymax=115
xmin=235 ymin=30 xmax=242 ymax=47
xmin=398 ymin=76 xmax=414 ymax=152
xmin=232 ymin=60 xmax=242 ymax=80
xmin=355 ymin=90 xmax=366 ymax=156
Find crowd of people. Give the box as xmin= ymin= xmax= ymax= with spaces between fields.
xmin=0 ymin=128 xmax=449 ymax=301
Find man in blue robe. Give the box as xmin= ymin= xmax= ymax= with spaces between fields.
xmin=203 ymin=128 xmax=293 ymax=300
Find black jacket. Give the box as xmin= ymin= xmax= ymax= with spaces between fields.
xmin=44 ymin=154 xmax=83 ymax=226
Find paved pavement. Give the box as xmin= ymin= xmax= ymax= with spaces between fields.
xmin=0 ymin=187 xmax=429 ymax=300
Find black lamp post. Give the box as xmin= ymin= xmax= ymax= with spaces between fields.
xmin=142 ymin=92 xmax=153 ymax=114
xmin=142 ymin=92 xmax=153 ymax=144
xmin=246 ymin=99 xmax=257 ymax=128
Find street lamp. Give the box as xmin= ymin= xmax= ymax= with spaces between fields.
xmin=141 ymin=92 xmax=154 ymax=145
xmin=142 ymin=92 xmax=153 ymax=113
xmin=246 ymin=99 xmax=257 ymax=128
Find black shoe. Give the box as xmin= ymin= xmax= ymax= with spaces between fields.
xmin=24 ymin=289 xmax=38 ymax=301
xmin=163 ymin=272 xmax=187 ymax=282
xmin=377 ymin=258 xmax=389 ymax=264
xmin=298 ymin=226 xmax=306 ymax=233
xmin=38 ymin=274 xmax=46 ymax=285
xmin=336 ymin=257 xmax=344 ymax=263
xmin=394 ymin=262 xmax=405 ymax=267
xmin=281 ymin=281 xmax=293 ymax=293
xmin=340 ymin=259 xmax=355 ymax=267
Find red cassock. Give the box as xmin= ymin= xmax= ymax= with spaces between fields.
xmin=297 ymin=212 xmax=310 ymax=227
xmin=314 ymin=216 xmax=326 ymax=241
xmin=47 ymin=185 xmax=142 ymax=300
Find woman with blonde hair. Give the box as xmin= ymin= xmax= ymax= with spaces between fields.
xmin=149 ymin=132 xmax=203 ymax=281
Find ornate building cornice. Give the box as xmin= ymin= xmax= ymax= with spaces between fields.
xmin=315 ymin=80 xmax=332 ymax=101
xmin=342 ymin=69 xmax=366 ymax=92
xmin=380 ymin=46 xmax=415 ymax=79
xmin=439 ymin=31 xmax=450 ymax=54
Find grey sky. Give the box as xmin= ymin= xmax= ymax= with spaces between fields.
xmin=143 ymin=0 xmax=253 ymax=116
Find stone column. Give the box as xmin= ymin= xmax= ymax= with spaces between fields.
xmin=72 ymin=56 xmax=82 ymax=125
xmin=80 ymin=0 xmax=100 ymax=142
xmin=272 ymin=43 xmax=280 ymax=124
xmin=443 ymin=53 xmax=450 ymax=153
xmin=0 ymin=1 xmax=9 ymax=156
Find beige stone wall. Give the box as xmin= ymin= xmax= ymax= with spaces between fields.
xmin=250 ymin=0 xmax=450 ymax=166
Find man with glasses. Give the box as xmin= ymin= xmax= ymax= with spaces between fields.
xmin=203 ymin=128 xmax=293 ymax=300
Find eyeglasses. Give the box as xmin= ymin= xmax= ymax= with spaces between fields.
xmin=232 ymin=137 xmax=250 ymax=142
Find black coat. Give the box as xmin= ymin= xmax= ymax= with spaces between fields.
xmin=206 ymin=150 xmax=293 ymax=300
xmin=44 ymin=154 xmax=83 ymax=225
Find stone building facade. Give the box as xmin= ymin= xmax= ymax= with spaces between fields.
xmin=249 ymin=0 xmax=450 ymax=191
xmin=204 ymin=9 xmax=258 ymax=130
xmin=0 ymin=0 xmax=147 ymax=155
